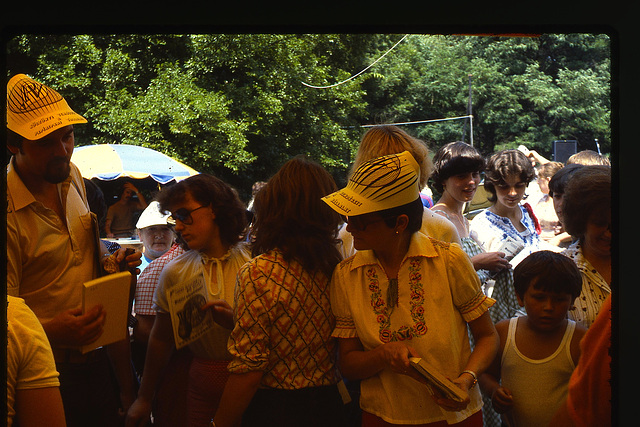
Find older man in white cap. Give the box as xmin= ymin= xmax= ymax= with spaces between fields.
xmin=6 ymin=73 xmax=140 ymax=426
xmin=136 ymin=201 xmax=175 ymax=273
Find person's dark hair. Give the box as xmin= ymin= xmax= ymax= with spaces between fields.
xmin=548 ymin=163 xmax=585 ymax=198
xmin=484 ymin=149 xmax=536 ymax=203
xmin=430 ymin=141 xmax=485 ymax=193
xmin=251 ymin=155 xmax=343 ymax=278
xmin=513 ymin=250 xmax=582 ymax=300
xmin=561 ymin=165 xmax=611 ymax=239
xmin=375 ymin=197 xmax=424 ymax=234
xmin=156 ymin=173 xmax=248 ymax=247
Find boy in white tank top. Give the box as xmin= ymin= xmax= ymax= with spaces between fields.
xmin=479 ymin=250 xmax=587 ymax=427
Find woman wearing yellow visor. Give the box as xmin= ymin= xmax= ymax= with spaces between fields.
xmin=323 ymin=151 xmax=499 ymax=427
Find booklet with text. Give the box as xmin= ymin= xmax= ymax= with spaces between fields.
xmin=81 ymin=271 xmax=132 ymax=354
xmin=409 ymin=357 xmax=469 ymax=403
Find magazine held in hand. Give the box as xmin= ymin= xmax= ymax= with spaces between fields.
xmin=167 ymin=273 xmax=215 ymax=349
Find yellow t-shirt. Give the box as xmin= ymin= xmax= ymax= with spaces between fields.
xmin=330 ymin=233 xmax=494 ymax=424
xmin=6 ymin=296 xmax=60 ymax=426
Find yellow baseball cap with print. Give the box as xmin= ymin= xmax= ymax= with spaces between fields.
xmin=322 ymin=150 xmax=421 ymax=216
xmin=7 ymin=74 xmax=87 ymax=140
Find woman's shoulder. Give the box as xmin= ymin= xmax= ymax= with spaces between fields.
xmin=429 ymin=204 xmax=452 ymax=220
xmin=560 ymin=242 xmax=586 ymax=271
xmin=469 ymin=208 xmax=492 ymax=224
xmin=230 ymin=241 xmax=252 ymax=262
xmin=160 ymin=250 xmax=200 ymax=279
xmin=422 ymin=207 xmax=460 ymax=244
xmin=242 ymin=249 xmax=286 ymax=273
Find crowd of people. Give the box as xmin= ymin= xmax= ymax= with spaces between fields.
xmin=6 ymin=73 xmax=613 ymax=427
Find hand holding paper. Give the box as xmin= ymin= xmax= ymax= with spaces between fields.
xmin=201 ymin=299 xmax=234 ymax=330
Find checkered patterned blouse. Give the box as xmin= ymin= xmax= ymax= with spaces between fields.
xmin=227 ymin=249 xmax=341 ymax=389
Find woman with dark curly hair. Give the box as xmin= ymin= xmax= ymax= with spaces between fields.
xmin=469 ymin=149 xmax=542 ymax=325
xmin=127 ymin=174 xmax=251 ymax=427
xmin=213 ymin=156 xmax=348 ymax=427
xmin=560 ymin=165 xmax=611 ymax=328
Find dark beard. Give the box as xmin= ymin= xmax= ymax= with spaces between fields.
xmin=44 ymin=158 xmax=71 ymax=184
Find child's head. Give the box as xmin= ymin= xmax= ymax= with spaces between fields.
xmin=513 ymin=250 xmax=582 ymax=302
xmin=484 ymin=149 xmax=536 ymax=204
xmin=536 ymin=161 xmax=564 ymax=195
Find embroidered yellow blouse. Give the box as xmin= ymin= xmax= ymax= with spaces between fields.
xmin=330 ymin=233 xmax=495 ymax=424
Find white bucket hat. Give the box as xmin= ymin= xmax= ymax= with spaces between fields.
xmin=136 ymin=201 xmax=171 ymax=229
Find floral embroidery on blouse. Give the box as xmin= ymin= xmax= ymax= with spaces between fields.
xmin=366 ymin=258 xmax=427 ymax=343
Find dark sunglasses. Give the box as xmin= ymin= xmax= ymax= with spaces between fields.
xmin=167 ymin=205 xmax=207 ymax=225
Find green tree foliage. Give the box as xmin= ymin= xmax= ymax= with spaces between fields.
xmin=362 ymin=33 xmax=611 ymax=158
xmin=6 ymin=32 xmax=611 ymax=198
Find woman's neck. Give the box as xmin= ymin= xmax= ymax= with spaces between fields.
xmin=202 ymin=241 xmax=231 ymax=259
xmin=374 ymin=233 xmax=411 ymax=279
xmin=582 ymin=241 xmax=612 ymax=284
xmin=436 ymin=191 xmax=466 ymax=215
xmin=490 ymin=202 xmax=520 ymax=219
xmin=433 ymin=193 xmax=468 ymax=237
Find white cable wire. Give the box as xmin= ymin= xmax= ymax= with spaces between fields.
xmin=301 ymin=34 xmax=410 ymax=89
xmin=360 ymin=115 xmax=473 ymax=128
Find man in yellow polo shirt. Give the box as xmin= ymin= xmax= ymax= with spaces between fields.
xmin=6 ymin=73 xmax=141 ymax=426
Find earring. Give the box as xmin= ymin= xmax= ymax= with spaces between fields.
xmin=395 ymin=230 xmax=399 ymax=235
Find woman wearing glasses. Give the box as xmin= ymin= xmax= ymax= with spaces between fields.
xmin=127 ymin=174 xmax=251 ymax=427
xmin=323 ymin=151 xmax=498 ymax=426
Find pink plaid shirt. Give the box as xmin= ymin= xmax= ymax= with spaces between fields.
xmin=134 ymin=244 xmax=186 ymax=315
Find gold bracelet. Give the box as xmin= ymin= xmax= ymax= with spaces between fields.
xmin=462 ymin=370 xmax=478 ymax=388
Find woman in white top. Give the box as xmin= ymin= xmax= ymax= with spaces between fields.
xmin=127 ymin=174 xmax=251 ymax=427
xmin=469 ymin=150 xmax=541 ymax=324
